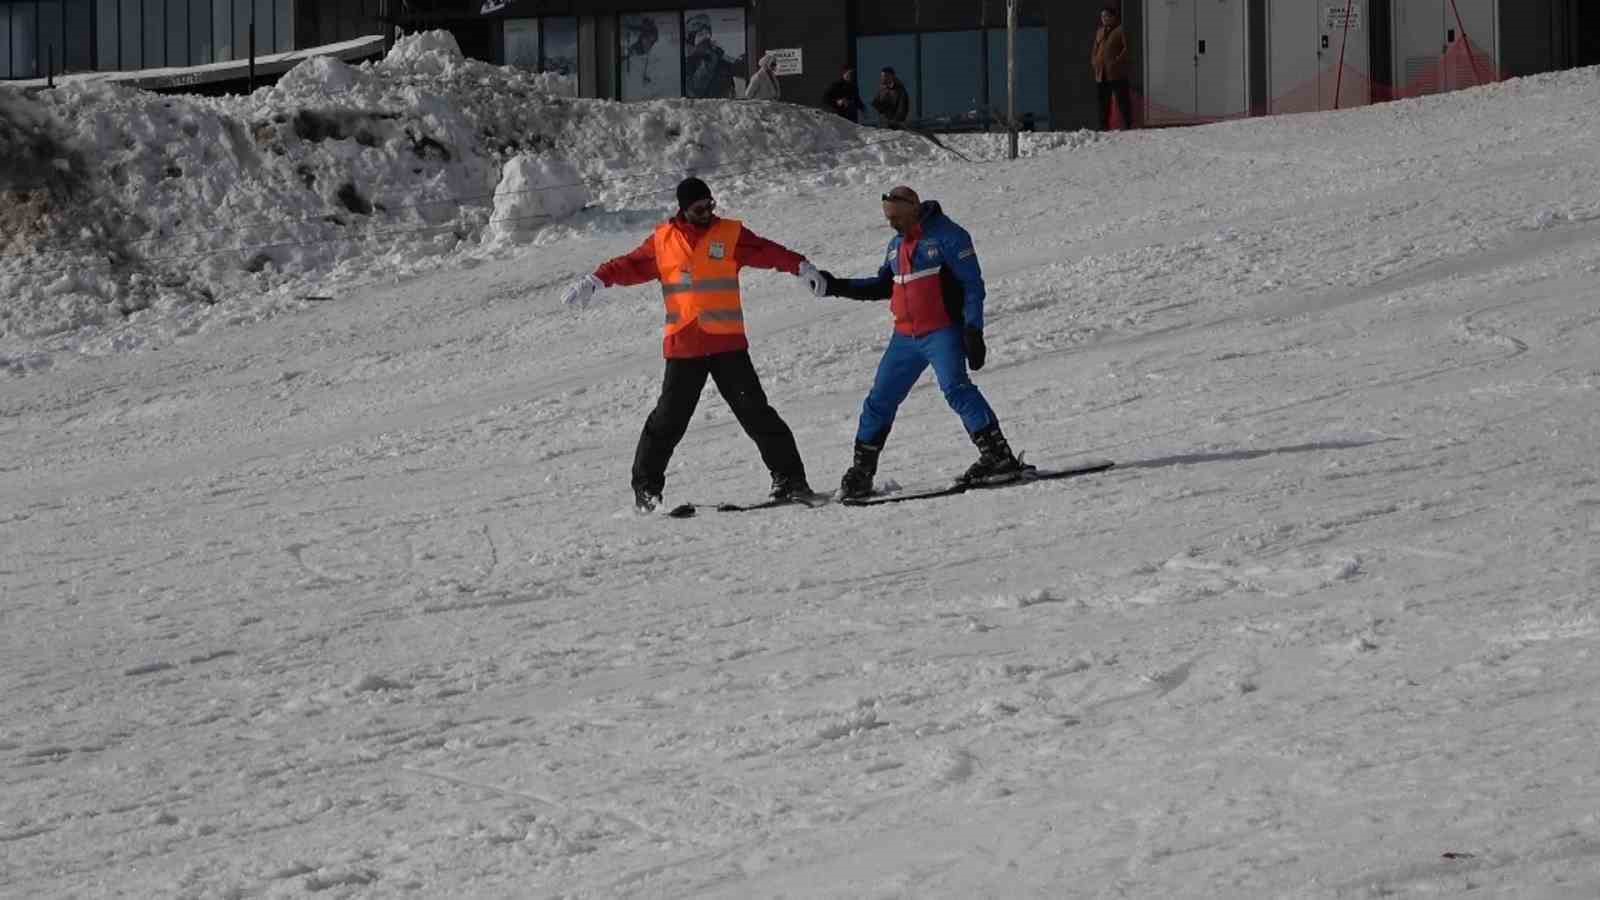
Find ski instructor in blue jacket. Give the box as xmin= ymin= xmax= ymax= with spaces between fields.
xmin=811 ymin=185 xmax=1024 ymax=499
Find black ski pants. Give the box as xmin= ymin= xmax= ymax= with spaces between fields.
xmin=631 ymin=350 xmax=806 ymax=494
xmin=1097 ymin=79 xmax=1133 ymax=130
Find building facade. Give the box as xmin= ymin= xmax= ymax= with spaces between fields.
xmin=5 ymin=0 xmax=1597 ymax=131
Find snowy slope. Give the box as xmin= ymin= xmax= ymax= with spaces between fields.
xmin=2 ymin=56 xmax=1599 ymax=899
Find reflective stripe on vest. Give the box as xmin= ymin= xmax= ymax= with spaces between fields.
xmin=892 ymin=266 xmax=942 ymax=285
xmin=653 ymin=218 xmax=745 ymax=338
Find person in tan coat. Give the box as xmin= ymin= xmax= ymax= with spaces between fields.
xmin=1092 ymin=6 xmax=1133 ymax=130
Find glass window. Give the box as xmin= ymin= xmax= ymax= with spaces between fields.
xmin=190 ymin=0 xmax=212 ymax=64
xmin=36 ymin=1 xmax=60 ymax=74
xmin=987 ymin=27 xmax=1050 ymax=129
xmin=119 ymin=0 xmax=138 ymax=69
xmin=11 ymin=2 xmax=36 ymax=77
xmin=1 ymin=7 xmax=11 ymax=78
xmin=619 ymin=11 xmax=680 ymax=101
xmin=212 ymin=0 xmax=230 ymax=60
xmin=919 ymin=30 xmax=982 ymax=124
xmin=855 ymin=34 xmax=918 ymax=126
xmin=165 ymin=0 xmax=186 ymax=66
xmin=64 ymin=0 xmax=92 ymax=70
xmin=144 ymin=0 xmax=165 ymax=67
xmin=504 ymin=18 xmax=537 ymax=67
xmin=232 ymin=0 xmax=248 ymax=62
xmin=253 ymin=0 xmax=269 ymax=52
xmin=273 ymin=0 xmax=290 ymax=52
xmin=683 ymin=8 xmax=743 ymax=99
xmin=542 ymin=16 xmax=576 ymax=75
xmin=97 ymin=0 xmax=117 ymax=69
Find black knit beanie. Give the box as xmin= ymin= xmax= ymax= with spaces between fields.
xmin=676 ymin=177 xmax=713 ymax=211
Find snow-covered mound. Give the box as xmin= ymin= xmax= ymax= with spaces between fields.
xmin=0 ymin=30 xmax=938 ymax=367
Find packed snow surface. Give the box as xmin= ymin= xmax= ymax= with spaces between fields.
xmin=3 ymin=47 xmax=1600 ymax=899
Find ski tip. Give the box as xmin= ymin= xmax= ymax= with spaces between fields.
xmin=667 ymin=503 xmax=697 ymax=518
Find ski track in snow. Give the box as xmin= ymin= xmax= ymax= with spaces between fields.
xmin=3 ymin=65 xmax=1600 ymax=897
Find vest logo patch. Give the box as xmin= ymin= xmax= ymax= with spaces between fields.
xmin=708 ymin=241 xmax=727 ymax=260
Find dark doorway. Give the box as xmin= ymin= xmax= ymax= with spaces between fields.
xmin=1579 ymin=0 xmax=1600 ymax=66
xmin=450 ymin=20 xmax=495 ymax=64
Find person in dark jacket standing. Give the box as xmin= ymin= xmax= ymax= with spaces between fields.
xmin=822 ymin=66 xmax=866 ymax=122
xmin=1092 ymin=6 xmax=1133 ymax=130
xmin=871 ymin=67 xmax=912 ymax=128
xmin=561 ymin=177 xmax=829 ymax=512
xmin=809 ymin=186 xmax=1023 ymax=499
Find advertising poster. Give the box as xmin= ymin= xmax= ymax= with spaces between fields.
xmin=542 ymin=17 xmax=578 ymax=75
xmin=683 ymin=8 xmax=747 ymax=99
xmin=503 ymin=18 xmax=538 ymax=68
xmin=620 ymin=12 xmax=681 ymax=101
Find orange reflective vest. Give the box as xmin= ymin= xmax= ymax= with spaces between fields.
xmin=654 ymin=218 xmax=745 ymax=338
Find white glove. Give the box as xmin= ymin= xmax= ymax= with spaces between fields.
xmin=562 ymin=273 xmax=603 ymax=307
xmin=798 ymin=260 xmax=827 ymax=298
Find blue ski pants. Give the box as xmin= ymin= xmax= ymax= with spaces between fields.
xmin=855 ymin=326 xmax=998 ymax=447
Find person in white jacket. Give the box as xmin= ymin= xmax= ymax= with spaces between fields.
xmin=744 ymin=53 xmax=781 ymax=101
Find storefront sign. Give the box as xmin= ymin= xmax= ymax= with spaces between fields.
xmin=766 ymin=48 xmax=803 ymax=76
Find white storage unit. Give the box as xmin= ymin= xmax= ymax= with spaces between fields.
xmin=1144 ymin=0 xmax=1251 ymax=125
xmin=1393 ymin=0 xmax=1498 ymax=96
xmin=1268 ymin=0 xmax=1372 ymax=113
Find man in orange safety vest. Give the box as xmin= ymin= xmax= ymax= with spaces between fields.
xmin=561 ymin=177 xmax=829 ymax=512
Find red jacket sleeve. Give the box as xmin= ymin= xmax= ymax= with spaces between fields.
xmin=593 ymin=234 xmax=660 ymax=287
xmin=734 ymin=225 xmax=806 ymax=275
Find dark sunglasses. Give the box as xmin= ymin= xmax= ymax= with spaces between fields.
xmin=687 ymin=198 xmax=716 ymax=213
xmin=882 ymin=192 xmax=917 ymax=205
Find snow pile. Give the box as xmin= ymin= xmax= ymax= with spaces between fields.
xmin=0 ymin=30 xmax=941 ymax=368
xmin=944 ymin=128 xmax=1106 ymax=160
xmin=489 ymin=155 xmax=590 ymax=245
xmin=379 ymin=29 xmax=468 ymax=77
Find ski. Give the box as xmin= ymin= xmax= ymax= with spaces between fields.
xmin=839 ymin=459 xmax=1114 ymax=507
xmin=666 ymin=491 xmax=832 ymax=518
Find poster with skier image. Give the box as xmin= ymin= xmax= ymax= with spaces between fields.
xmin=542 ymin=18 xmax=578 ymax=75
xmin=503 ymin=19 xmax=538 ymax=68
xmin=684 ymin=9 xmax=747 ymax=99
xmin=620 ymin=13 xmax=682 ymax=101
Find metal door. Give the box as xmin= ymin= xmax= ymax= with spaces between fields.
xmin=1443 ymin=0 xmax=1497 ymax=90
xmin=1195 ymin=0 xmax=1250 ymax=119
xmin=1320 ymin=0 xmax=1370 ymax=109
xmin=1393 ymin=0 xmax=1446 ymax=95
xmin=1268 ymin=0 xmax=1320 ymax=113
xmin=1145 ymin=0 xmax=1198 ymax=125
xmin=1394 ymin=0 xmax=1497 ymax=96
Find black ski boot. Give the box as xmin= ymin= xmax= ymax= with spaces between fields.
xmin=770 ymin=472 xmax=815 ymax=503
xmin=838 ymin=441 xmax=881 ymax=500
xmin=634 ymin=485 xmax=664 ymax=513
xmin=960 ymin=425 xmax=1026 ymax=485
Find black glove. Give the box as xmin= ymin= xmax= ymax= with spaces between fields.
xmin=819 ymin=270 xmax=838 ymax=297
xmin=964 ymin=327 xmax=987 ymax=371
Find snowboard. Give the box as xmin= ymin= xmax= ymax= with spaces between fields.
xmin=666 ymin=491 xmax=832 ymax=519
xmin=839 ymin=458 xmax=1114 ymax=507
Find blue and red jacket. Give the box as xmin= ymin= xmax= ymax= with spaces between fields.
xmin=832 ymin=201 xmax=986 ymax=336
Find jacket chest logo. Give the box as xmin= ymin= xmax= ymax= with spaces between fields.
xmin=708 ymin=241 xmax=727 ymax=260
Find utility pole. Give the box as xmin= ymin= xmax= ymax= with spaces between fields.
xmin=248 ymin=4 xmax=257 ymax=93
xmin=1007 ymin=0 xmax=1018 ymax=160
